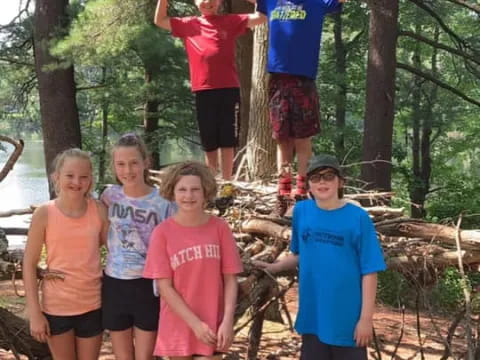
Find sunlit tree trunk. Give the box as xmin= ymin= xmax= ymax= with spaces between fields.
xmin=246 ymin=24 xmax=276 ymax=179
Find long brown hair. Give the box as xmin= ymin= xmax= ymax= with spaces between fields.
xmin=111 ymin=133 xmax=153 ymax=186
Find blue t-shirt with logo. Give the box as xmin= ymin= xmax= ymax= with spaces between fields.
xmin=290 ymin=200 xmax=386 ymax=346
xmin=257 ymin=0 xmax=342 ymax=79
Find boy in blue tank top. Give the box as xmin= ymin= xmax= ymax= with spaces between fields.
xmin=256 ymin=0 xmax=345 ymax=215
xmin=255 ymin=154 xmax=386 ymax=360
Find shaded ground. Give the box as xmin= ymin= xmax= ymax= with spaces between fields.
xmin=0 ymin=280 xmax=467 ymax=359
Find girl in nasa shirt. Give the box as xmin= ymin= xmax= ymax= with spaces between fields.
xmin=144 ymin=161 xmax=243 ymax=359
xmin=101 ymin=133 xmax=176 ymax=360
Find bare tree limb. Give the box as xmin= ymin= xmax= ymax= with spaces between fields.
xmin=0 ymin=57 xmax=34 ymax=67
xmin=408 ymin=0 xmax=476 ymax=54
xmin=398 ymin=30 xmax=480 ymax=66
xmin=397 ymin=62 xmax=480 ymax=107
xmin=0 ymin=136 xmax=24 ymax=183
xmin=444 ymin=0 xmax=480 ymax=14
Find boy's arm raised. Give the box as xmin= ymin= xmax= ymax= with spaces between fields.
xmin=154 ymin=0 xmax=172 ymax=31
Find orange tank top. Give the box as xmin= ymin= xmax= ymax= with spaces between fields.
xmin=42 ymin=198 xmax=102 ymax=315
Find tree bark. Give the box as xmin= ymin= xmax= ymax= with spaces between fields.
xmin=246 ymin=24 xmax=276 ymax=179
xmin=143 ymin=67 xmax=161 ymax=170
xmin=33 ymin=0 xmax=82 ymax=198
xmin=361 ymin=0 xmax=399 ymax=191
xmin=409 ymin=26 xmax=438 ymax=218
xmin=333 ymin=12 xmax=347 ymax=157
xmin=227 ymin=0 xmax=254 ymax=165
xmin=0 ymin=307 xmax=51 ymax=359
xmin=410 ymin=22 xmax=424 ymax=218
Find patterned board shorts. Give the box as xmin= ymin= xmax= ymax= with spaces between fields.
xmin=268 ymin=73 xmax=320 ymax=140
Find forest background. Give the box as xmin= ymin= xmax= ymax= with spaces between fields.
xmin=0 ymin=0 xmax=479 ymax=358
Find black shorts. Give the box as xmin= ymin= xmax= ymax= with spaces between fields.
xmin=300 ymin=334 xmax=367 ymax=360
xmin=194 ymin=87 xmax=240 ymax=152
xmin=102 ymin=274 xmax=159 ymax=332
xmin=44 ymin=308 xmax=102 ymax=338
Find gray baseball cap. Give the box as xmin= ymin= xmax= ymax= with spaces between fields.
xmin=306 ymin=154 xmax=343 ymax=177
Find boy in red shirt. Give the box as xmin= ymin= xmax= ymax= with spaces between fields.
xmin=154 ymin=0 xmax=265 ymax=194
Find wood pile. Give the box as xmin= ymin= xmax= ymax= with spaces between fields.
xmin=0 ymin=176 xmax=478 ymax=359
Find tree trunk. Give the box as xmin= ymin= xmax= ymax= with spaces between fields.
xmin=361 ymin=0 xmax=399 ymax=191
xmin=333 ymin=12 xmax=347 ymax=158
xmin=410 ymin=23 xmax=424 ymax=218
xmin=98 ymin=67 xmax=109 ymax=185
xmin=226 ymin=0 xmax=254 ymax=165
xmin=33 ymin=0 xmax=82 ymax=198
xmin=246 ymin=24 xmax=276 ymax=179
xmin=143 ymin=66 xmax=161 ymax=170
xmin=410 ymin=26 xmax=438 ymax=218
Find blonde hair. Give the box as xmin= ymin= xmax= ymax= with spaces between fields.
xmin=51 ymin=148 xmax=94 ymax=197
xmin=111 ymin=133 xmax=152 ymax=186
xmin=160 ymin=161 xmax=217 ymax=202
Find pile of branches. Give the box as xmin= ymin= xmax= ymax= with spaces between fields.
xmin=1 ymin=175 xmax=478 ymax=359
xmin=150 ymin=176 xmax=480 ymax=359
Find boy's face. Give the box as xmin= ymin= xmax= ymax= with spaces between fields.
xmin=195 ymin=0 xmax=221 ymax=15
xmin=308 ymin=168 xmax=343 ymax=202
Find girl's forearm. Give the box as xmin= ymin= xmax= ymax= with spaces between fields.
xmin=222 ymin=274 xmax=238 ymax=324
xmin=23 ymin=263 xmax=42 ymax=315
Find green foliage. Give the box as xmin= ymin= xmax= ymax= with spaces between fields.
xmin=430 ymin=267 xmax=479 ymax=313
xmin=377 ymin=270 xmax=410 ymax=307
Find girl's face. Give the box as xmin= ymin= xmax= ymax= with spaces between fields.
xmin=308 ymin=168 xmax=343 ymax=202
xmin=55 ymin=157 xmax=92 ymax=198
xmin=173 ymin=175 xmax=206 ymax=213
xmin=113 ymin=146 xmax=147 ymax=188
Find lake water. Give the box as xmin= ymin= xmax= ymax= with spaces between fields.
xmin=0 ymin=140 xmax=49 ymax=249
xmin=0 ymin=138 xmax=202 ymax=249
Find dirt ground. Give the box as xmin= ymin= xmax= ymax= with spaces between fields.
xmin=0 ymin=280 xmax=468 ymax=360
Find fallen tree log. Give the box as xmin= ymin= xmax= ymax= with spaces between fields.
xmin=241 ymin=218 xmax=291 ymax=241
xmin=2 ymin=228 xmax=28 ymax=236
xmin=0 ymin=307 xmax=51 ymax=360
xmin=376 ymin=219 xmax=480 ymax=250
xmin=387 ymin=250 xmax=480 ymax=270
xmin=0 ymin=208 xmax=35 ymax=218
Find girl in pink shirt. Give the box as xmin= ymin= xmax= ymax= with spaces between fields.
xmin=144 ymin=161 xmax=243 ymax=359
xmin=23 ymin=148 xmax=109 ymax=359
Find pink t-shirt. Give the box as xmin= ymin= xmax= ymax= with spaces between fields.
xmin=170 ymin=14 xmax=249 ymax=92
xmin=143 ymin=216 xmax=243 ymax=356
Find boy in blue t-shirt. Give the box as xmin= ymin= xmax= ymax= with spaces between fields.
xmin=255 ymin=154 xmax=386 ymax=360
xmin=255 ymin=0 xmax=345 ymax=215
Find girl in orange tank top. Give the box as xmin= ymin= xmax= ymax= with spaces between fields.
xmin=23 ymin=148 xmax=109 ymax=360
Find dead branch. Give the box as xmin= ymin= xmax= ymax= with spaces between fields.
xmin=0 ymin=136 xmax=24 ymax=183
xmin=0 ymin=207 xmax=35 ymax=218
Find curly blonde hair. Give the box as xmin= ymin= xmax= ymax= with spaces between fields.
xmin=160 ymin=161 xmax=217 ymax=202
xmin=51 ymin=148 xmax=94 ymax=197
